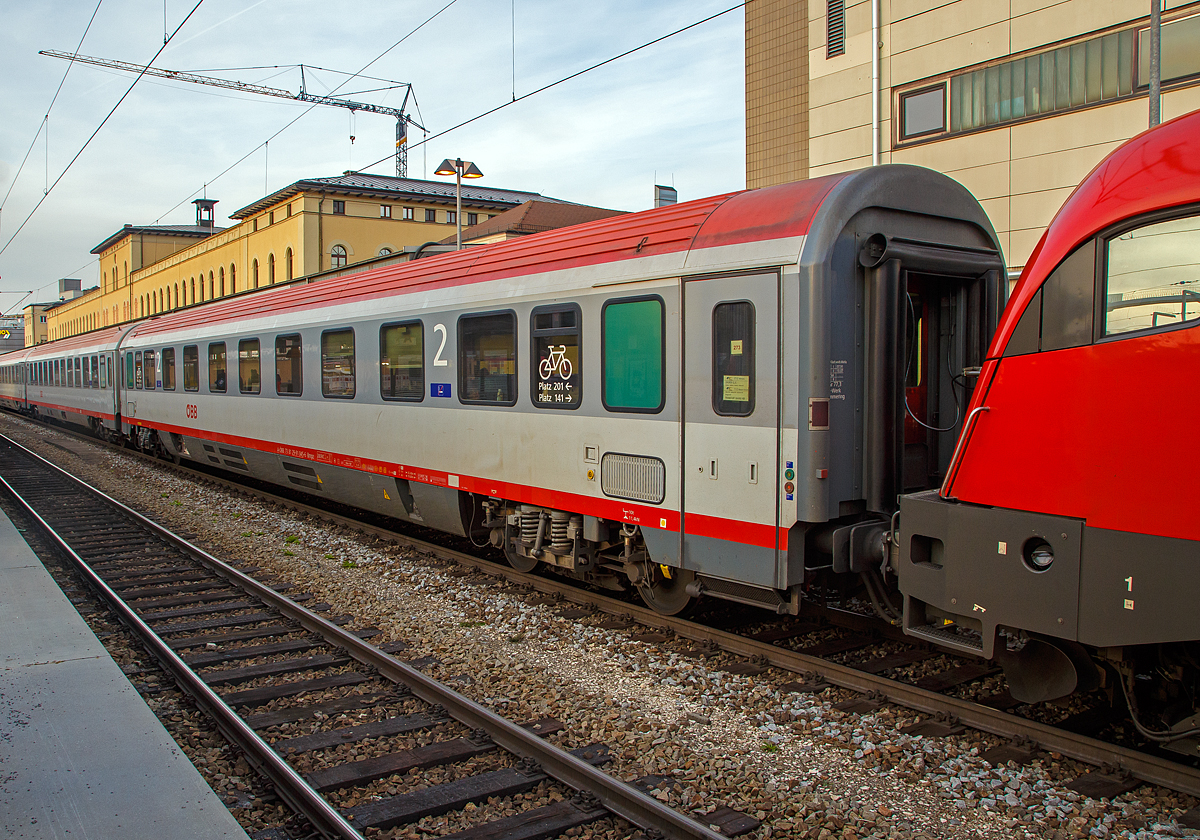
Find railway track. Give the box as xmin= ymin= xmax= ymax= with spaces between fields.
xmin=9 ymin=414 xmax=1200 ymax=809
xmin=0 ymin=431 xmax=737 ymax=840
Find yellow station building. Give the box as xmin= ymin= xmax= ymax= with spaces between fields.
xmin=45 ymin=173 xmax=550 ymax=340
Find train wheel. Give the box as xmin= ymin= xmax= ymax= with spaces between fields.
xmin=636 ymin=563 xmax=696 ymax=616
xmin=504 ymin=544 xmax=539 ymax=573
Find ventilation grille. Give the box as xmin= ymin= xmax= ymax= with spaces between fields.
xmin=601 ymin=453 xmax=665 ymax=504
xmin=827 ymin=0 xmax=846 ymax=58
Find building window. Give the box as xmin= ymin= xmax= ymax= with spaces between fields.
xmin=209 ymin=271 xmax=214 ymax=300
xmin=253 ymin=218 xmax=258 ymax=232
xmin=230 ymin=262 xmax=236 ymax=293
xmin=380 ymin=204 xmax=392 ymax=218
xmin=287 ymin=203 xmax=293 ymax=217
xmin=253 ymin=259 xmax=259 ymax=289
xmin=333 ymin=200 xmax=346 ymax=215
xmin=1138 ymin=13 xmax=1200 ymax=87
xmin=378 ymin=247 xmax=392 ymax=256
xmin=425 ymin=209 xmax=436 ymax=223
xmin=467 ymin=212 xmax=478 ymax=226
xmin=827 ymin=0 xmax=845 ymax=58
xmin=331 ymin=245 xmax=347 ymax=268
xmin=219 ymin=266 xmax=225 ymax=297
xmin=269 ymin=210 xmax=275 ymax=225
xmin=403 ymin=207 xmax=414 ymax=220
xmin=269 ymin=253 xmax=276 ymax=284
xmin=901 ymin=85 xmax=947 ymax=139
xmin=321 ymin=328 xmax=356 ymax=398
xmin=286 ymin=248 xmax=293 ymax=281
xmin=446 ymin=211 xmax=457 ymax=225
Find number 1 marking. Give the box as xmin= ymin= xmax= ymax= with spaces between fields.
xmin=1125 ymin=576 xmax=1133 ymax=592
xmin=433 ymin=324 xmax=448 ymax=367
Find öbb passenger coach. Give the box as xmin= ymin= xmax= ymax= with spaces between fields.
xmin=4 ymin=110 xmax=1198 ymax=723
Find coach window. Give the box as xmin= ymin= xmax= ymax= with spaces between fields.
xmin=134 ymin=351 xmax=144 ymax=389
xmin=239 ymin=339 xmax=261 ymax=394
xmin=91 ymin=355 xmax=99 ymax=387
xmin=459 ymin=312 xmax=517 ymax=405
xmin=144 ymin=350 xmax=156 ymax=391
xmin=380 ymin=321 xmax=423 ymax=400
xmin=531 ymin=304 xmax=581 ymax=409
xmin=77 ymin=357 xmax=83 ymax=387
xmin=713 ymin=301 xmax=756 ymax=416
xmin=321 ymin=329 xmax=355 ymax=398
xmin=1103 ymin=213 xmax=1200 ymax=337
xmin=275 ymin=334 xmax=302 ymax=395
xmin=602 ymin=296 xmax=665 ymax=413
xmin=208 ymin=342 xmax=227 ymax=393
xmin=183 ymin=345 xmax=199 ymax=391
xmin=162 ymin=348 xmax=175 ymax=390
xmin=99 ymin=356 xmax=107 ymax=388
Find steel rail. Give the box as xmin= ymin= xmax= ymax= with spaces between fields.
xmin=0 ymin=433 xmax=725 ymax=840
xmin=12 ymin=416 xmax=1200 ymax=797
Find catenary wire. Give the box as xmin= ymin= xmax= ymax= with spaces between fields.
xmin=0 ymin=0 xmax=105 ymax=225
xmin=357 ymin=1 xmax=746 ymax=172
xmin=0 ymin=0 xmax=206 ymax=260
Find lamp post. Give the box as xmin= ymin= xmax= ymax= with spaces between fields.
xmin=434 ymin=157 xmax=484 ymax=250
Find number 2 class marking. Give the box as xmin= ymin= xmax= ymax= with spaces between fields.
xmin=1125 ymin=576 xmax=1133 ymax=592
xmin=433 ymin=324 xmax=448 ymax=367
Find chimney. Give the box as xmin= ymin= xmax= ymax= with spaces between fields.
xmin=193 ymin=198 xmax=218 ymax=229
xmin=654 ymin=185 xmax=677 ymax=208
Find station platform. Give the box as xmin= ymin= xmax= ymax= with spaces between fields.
xmin=0 ymin=506 xmax=250 ymax=838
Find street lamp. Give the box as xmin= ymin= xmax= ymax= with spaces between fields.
xmin=434 ymin=157 xmax=484 ymax=250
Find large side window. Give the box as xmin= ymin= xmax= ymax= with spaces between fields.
xmin=1104 ymin=213 xmax=1200 ymax=337
xmin=459 ymin=312 xmax=516 ymax=405
xmin=183 ymin=345 xmax=199 ymax=391
xmin=208 ymin=342 xmax=227 ymax=392
xmin=68 ymin=357 xmax=75 ymax=388
xmin=602 ymin=296 xmax=664 ymax=413
xmin=239 ymin=339 xmax=261 ymax=394
xmin=380 ymin=321 xmax=424 ymax=401
xmin=276 ymin=334 xmax=302 ymax=395
xmin=162 ymin=348 xmax=176 ymax=390
xmin=134 ymin=351 xmax=144 ymax=389
xmin=531 ymin=304 xmax=581 ymax=409
xmin=321 ymin=329 xmax=355 ymax=398
xmin=713 ymin=301 xmax=756 ymax=416
xmin=91 ymin=355 xmax=99 ymax=388
xmin=144 ymin=350 xmax=156 ymax=391
xmin=125 ymin=352 xmax=134 ymax=388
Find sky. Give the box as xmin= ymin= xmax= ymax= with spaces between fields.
xmin=0 ymin=0 xmax=746 ymax=311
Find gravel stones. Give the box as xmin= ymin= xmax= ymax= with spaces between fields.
xmin=4 ymin=414 xmax=1197 ymax=840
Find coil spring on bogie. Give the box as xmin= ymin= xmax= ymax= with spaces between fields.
xmin=519 ymin=506 xmax=541 ymax=544
xmin=550 ymin=510 xmax=572 ymax=553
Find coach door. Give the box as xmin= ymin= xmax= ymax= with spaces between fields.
xmin=681 ymin=272 xmax=781 ymax=586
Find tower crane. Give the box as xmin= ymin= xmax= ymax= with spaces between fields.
xmin=39 ymin=50 xmax=425 ymax=177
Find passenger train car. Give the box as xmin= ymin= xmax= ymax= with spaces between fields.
xmin=17 ymin=109 xmax=1199 ymax=723
xmin=0 ymin=163 xmax=1005 ymax=622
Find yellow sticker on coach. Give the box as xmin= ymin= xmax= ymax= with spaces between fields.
xmin=723 ymin=375 xmax=750 ymax=402
xmin=730 ymin=339 xmax=743 ymax=355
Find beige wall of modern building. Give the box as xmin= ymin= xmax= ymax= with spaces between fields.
xmin=749 ymin=0 xmax=1200 ymax=269
xmin=47 ymin=175 xmax=545 ymax=341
